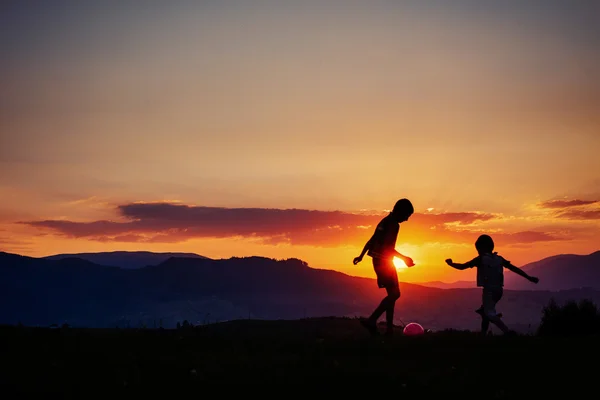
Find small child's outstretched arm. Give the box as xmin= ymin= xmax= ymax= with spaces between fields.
xmin=504 ymin=262 xmax=539 ymax=283
xmin=445 ymin=258 xmax=477 ymax=270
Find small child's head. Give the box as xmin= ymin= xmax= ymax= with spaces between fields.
xmin=475 ymin=234 xmax=494 ymax=254
xmin=391 ymin=198 xmax=414 ymax=222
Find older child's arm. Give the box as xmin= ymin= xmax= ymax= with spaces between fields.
xmin=393 ymin=249 xmax=414 ymax=267
xmin=504 ymin=262 xmax=539 ymax=283
xmin=353 ymin=237 xmax=373 ymax=265
xmin=353 ymin=239 xmax=414 ymax=266
xmin=445 ymin=258 xmax=477 ymax=270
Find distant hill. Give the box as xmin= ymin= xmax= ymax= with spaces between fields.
xmin=418 ymin=280 xmax=475 ymax=289
xmin=43 ymin=251 xmax=211 ymax=269
xmin=2 ymin=251 xmax=599 ymax=332
xmin=504 ymin=251 xmax=600 ymax=291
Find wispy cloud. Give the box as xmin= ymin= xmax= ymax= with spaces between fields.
xmin=0 ymin=233 xmax=33 ymax=252
xmin=556 ymin=209 xmax=600 ymax=220
xmin=538 ymin=199 xmax=598 ymax=209
xmin=536 ymin=197 xmax=600 ymax=221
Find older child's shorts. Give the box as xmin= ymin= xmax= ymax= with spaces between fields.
xmin=372 ymin=257 xmax=399 ymax=290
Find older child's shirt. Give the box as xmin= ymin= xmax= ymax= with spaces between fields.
xmin=367 ymin=214 xmax=399 ymax=260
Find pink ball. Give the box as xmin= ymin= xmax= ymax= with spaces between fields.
xmin=403 ymin=322 xmax=425 ymax=336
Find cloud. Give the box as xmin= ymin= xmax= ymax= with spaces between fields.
xmin=536 ymin=197 xmax=600 ymax=220
xmin=490 ymin=231 xmax=564 ymax=245
xmin=538 ymin=199 xmax=598 ymax=209
xmin=555 ymin=209 xmax=600 ymax=220
xmin=20 ymin=202 xmax=563 ymax=247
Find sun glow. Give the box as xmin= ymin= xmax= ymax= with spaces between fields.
xmin=392 ymin=245 xmax=423 ymax=271
xmin=393 ymin=257 xmax=409 ymax=270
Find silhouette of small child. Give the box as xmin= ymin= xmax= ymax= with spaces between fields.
xmin=353 ymin=198 xmax=415 ymax=336
xmin=445 ymin=234 xmax=539 ymax=336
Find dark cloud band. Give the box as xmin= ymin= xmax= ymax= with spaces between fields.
xmin=21 ymin=202 xmax=565 ymax=246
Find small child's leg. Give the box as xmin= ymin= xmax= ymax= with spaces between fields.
xmin=476 ymin=305 xmax=489 ymax=335
xmin=482 ymin=287 xmax=510 ymax=334
xmin=481 ymin=316 xmax=490 ymax=335
xmin=488 ymin=315 xmax=510 ymax=334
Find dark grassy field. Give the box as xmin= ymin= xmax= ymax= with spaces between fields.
xmin=1 ymin=317 xmax=597 ymax=397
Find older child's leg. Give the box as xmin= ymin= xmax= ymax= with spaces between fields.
xmin=361 ymin=295 xmax=389 ymax=335
xmin=365 ymin=298 xmax=386 ymax=325
xmin=366 ymin=286 xmax=399 ymax=325
xmin=385 ymin=284 xmax=401 ymax=334
xmin=362 ymin=267 xmax=400 ymax=335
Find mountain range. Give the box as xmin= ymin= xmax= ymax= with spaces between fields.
xmin=42 ymin=249 xmax=600 ymax=291
xmin=43 ymin=251 xmax=211 ymax=269
xmin=421 ymin=251 xmax=600 ymax=291
xmin=1 ymin=250 xmax=599 ymax=332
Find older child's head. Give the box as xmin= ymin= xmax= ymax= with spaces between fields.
xmin=392 ymin=198 xmax=414 ymax=222
xmin=475 ymin=234 xmax=494 ymax=254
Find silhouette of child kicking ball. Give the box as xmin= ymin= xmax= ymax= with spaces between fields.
xmin=353 ymin=198 xmax=415 ymax=336
xmin=446 ymin=234 xmax=539 ymax=335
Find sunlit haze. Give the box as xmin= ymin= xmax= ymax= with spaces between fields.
xmin=1 ymin=0 xmax=599 ymax=283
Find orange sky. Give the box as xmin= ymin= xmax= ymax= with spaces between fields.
xmin=1 ymin=1 xmax=599 ymax=283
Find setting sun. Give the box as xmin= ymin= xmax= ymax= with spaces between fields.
xmin=392 ymin=245 xmax=423 ymax=271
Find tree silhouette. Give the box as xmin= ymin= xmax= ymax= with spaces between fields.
xmin=537 ymin=298 xmax=600 ymax=336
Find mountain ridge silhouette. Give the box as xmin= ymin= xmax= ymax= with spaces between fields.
xmin=2 ymin=250 xmax=600 ymax=331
